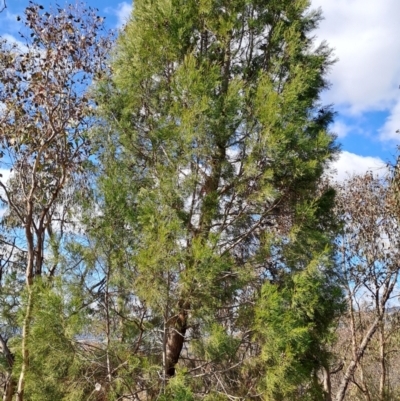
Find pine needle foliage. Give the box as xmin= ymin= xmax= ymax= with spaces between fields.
xmin=256 ymin=258 xmax=344 ymax=401
xmin=91 ymin=0 xmax=342 ymax=398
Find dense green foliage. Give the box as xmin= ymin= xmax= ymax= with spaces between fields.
xmin=256 ymin=262 xmax=344 ymax=400
xmin=0 ymin=0 xmax=364 ymax=400
xmin=91 ymin=0 xmax=342 ymax=398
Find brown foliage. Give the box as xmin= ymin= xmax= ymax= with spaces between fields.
xmin=331 ymin=173 xmax=400 ymax=401
xmin=0 ymin=3 xmax=113 ymax=400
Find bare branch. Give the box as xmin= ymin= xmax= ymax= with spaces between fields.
xmin=0 ymin=0 xmax=6 ymax=13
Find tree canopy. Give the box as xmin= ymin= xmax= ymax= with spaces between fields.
xmin=91 ymin=0 xmax=341 ymax=399
xmin=3 ymin=1 xmax=399 ymax=401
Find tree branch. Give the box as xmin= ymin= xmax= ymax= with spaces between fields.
xmin=0 ymin=0 xmax=6 ymax=13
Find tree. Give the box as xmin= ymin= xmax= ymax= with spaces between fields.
xmin=256 ymin=257 xmax=344 ymax=401
xmin=331 ymin=173 xmax=400 ymax=401
xmin=0 ymin=3 xmax=112 ymax=400
xmin=92 ymin=0 xmax=342 ymax=398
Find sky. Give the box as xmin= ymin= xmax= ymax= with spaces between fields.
xmin=0 ymin=0 xmax=398 ymax=181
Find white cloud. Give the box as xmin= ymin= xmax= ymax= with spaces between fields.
xmin=105 ymin=2 xmax=133 ymax=28
xmin=0 ymin=168 xmax=11 ymax=217
xmin=4 ymin=10 xmax=19 ymax=23
xmin=331 ymin=120 xmax=351 ymax=139
xmin=0 ymin=9 xmax=22 ymax=34
xmin=0 ymin=169 xmax=11 ymax=183
xmin=327 ymin=151 xmax=387 ymax=182
xmin=311 ymin=0 xmax=400 ymax=114
xmin=379 ymin=99 xmax=400 ymax=142
xmin=1 ymin=33 xmax=27 ymax=51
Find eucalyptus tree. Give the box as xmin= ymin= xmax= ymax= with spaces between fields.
xmin=94 ymin=0 xmax=341 ymax=398
xmin=331 ymin=173 xmax=400 ymax=401
xmin=0 ymin=3 xmax=112 ymax=400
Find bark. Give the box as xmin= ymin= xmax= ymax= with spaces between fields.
xmin=15 ymin=202 xmax=35 ymax=401
xmin=2 ymin=374 xmax=15 ymax=401
xmin=321 ymin=365 xmax=332 ymax=401
xmin=358 ymin=363 xmax=372 ymax=401
xmin=165 ymin=308 xmax=188 ymax=377
xmin=104 ymin=257 xmax=111 ymax=383
xmin=378 ymin=323 xmax=386 ymax=401
xmin=335 ymin=273 xmax=395 ymax=401
xmin=0 ymin=335 xmax=15 ymax=401
xmin=15 ymin=290 xmax=33 ymax=401
xmin=334 ymin=315 xmax=381 ymax=401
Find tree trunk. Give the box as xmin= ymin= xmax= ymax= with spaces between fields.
xmin=321 ymin=365 xmax=332 ymax=401
xmin=0 ymin=335 xmax=15 ymax=401
xmin=2 ymin=374 xmax=15 ymax=401
xmin=378 ymin=323 xmax=386 ymax=401
xmin=16 ymin=289 xmax=33 ymax=401
xmin=335 ymin=316 xmax=381 ymax=401
xmin=165 ymin=308 xmax=188 ymax=377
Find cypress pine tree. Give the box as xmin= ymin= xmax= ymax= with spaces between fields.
xmin=93 ymin=0 xmax=342 ymax=398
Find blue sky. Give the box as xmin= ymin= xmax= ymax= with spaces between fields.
xmin=1 ymin=0 xmax=398 ymax=181
xmin=311 ymin=0 xmax=400 ymax=180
